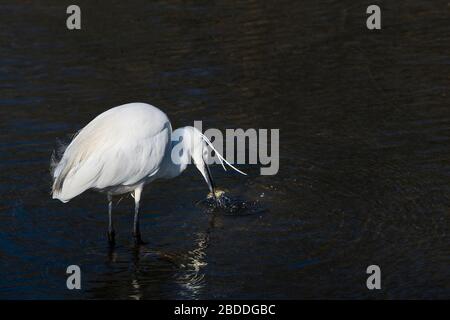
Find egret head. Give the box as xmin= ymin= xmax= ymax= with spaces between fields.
xmin=192 ymin=142 xmax=216 ymax=196
xmin=171 ymin=126 xmax=246 ymax=197
xmin=174 ymin=126 xmax=216 ymax=196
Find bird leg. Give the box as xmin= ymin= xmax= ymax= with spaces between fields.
xmin=132 ymin=187 xmax=146 ymax=245
xmin=107 ymin=193 xmax=115 ymax=246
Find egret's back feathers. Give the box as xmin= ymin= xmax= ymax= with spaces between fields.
xmin=51 ymin=103 xmax=171 ymax=202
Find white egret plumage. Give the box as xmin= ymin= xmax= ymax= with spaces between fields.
xmin=51 ymin=102 xmax=244 ymax=245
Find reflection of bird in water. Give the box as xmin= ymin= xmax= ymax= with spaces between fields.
xmin=115 ymin=214 xmax=219 ymax=300
xmin=174 ymin=231 xmax=210 ymax=299
xmin=129 ymin=279 xmax=142 ymax=301
xmin=171 ymin=215 xmax=224 ymax=298
xmin=50 ymin=102 xmax=244 ymax=245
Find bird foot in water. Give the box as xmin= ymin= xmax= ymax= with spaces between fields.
xmin=107 ymin=230 xmax=116 ymax=246
xmin=133 ymin=233 xmax=147 ymax=246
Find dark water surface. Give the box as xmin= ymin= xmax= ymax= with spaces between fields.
xmin=1 ymin=0 xmax=450 ymax=299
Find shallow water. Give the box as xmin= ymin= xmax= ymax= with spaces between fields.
xmin=1 ymin=0 xmax=450 ymax=299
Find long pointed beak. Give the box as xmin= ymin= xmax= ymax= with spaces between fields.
xmin=204 ymin=158 xmax=216 ymax=200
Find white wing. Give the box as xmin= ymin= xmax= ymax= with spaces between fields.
xmin=52 ymin=103 xmax=171 ymax=202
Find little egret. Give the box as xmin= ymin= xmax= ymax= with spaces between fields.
xmin=51 ymin=102 xmax=244 ymax=245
